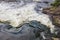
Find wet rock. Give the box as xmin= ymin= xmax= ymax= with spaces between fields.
xmin=52 ymin=16 xmax=60 ymax=27
xmin=42 ymin=6 xmax=60 ymax=27
xmin=28 ymin=20 xmax=54 ymax=40
xmin=28 ymin=20 xmax=49 ymax=31
xmin=36 ymin=2 xmax=51 ymax=8
xmin=35 ymin=0 xmax=54 ymax=13
xmin=0 ymin=23 xmax=36 ymax=40
xmin=40 ymin=32 xmax=53 ymax=40
xmin=53 ymin=27 xmax=60 ymax=38
xmin=39 ymin=26 xmax=53 ymax=40
xmin=42 ymin=6 xmax=60 ymax=39
xmin=0 ymin=20 xmax=53 ymax=40
xmin=42 ymin=6 xmax=60 ymax=15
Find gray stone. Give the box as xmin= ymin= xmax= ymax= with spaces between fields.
xmin=0 ymin=20 xmax=51 ymax=40
xmin=0 ymin=23 xmax=36 ymax=40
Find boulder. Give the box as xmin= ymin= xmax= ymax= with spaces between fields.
xmin=42 ymin=6 xmax=60 ymax=27
xmin=0 ymin=20 xmax=52 ymax=40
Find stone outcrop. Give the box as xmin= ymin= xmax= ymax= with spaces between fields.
xmin=43 ymin=6 xmax=60 ymax=15
xmin=0 ymin=20 xmax=53 ymax=40
xmin=42 ymin=6 xmax=60 ymax=27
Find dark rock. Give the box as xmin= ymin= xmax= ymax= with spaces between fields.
xmin=28 ymin=20 xmax=53 ymax=40
xmin=0 ymin=20 xmax=52 ymax=40
xmin=39 ymin=27 xmax=53 ymax=40
xmin=40 ymin=32 xmax=53 ymax=40
xmin=2 ymin=20 xmax=60 ymax=40
xmin=42 ymin=6 xmax=60 ymax=39
xmin=0 ymin=23 xmax=36 ymax=40
xmin=53 ymin=27 xmax=60 ymax=38
xmin=28 ymin=20 xmax=49 ymax=31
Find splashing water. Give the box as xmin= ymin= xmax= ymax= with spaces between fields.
xmin=0 ymin=0 xmax=55 ymax=33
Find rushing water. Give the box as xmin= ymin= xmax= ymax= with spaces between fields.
xmin=0 ymin=0 xmax=55 ymax=40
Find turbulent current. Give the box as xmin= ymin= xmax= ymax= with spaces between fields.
xmin=0 ymin=0 xmax=56 ymax=40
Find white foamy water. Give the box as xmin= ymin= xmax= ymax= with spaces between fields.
xmin=0 ymin=1 xmax=55 ymax=33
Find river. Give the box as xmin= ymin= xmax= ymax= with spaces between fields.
xmin=0 ymin=0 xmax=55 ymax=40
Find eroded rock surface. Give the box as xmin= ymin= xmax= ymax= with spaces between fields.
xmin=0 ymin=20 xmax=53 ymax=40
xmin=43 ymin=6 xmax=60 ymax=27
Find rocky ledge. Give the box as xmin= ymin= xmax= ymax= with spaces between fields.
xmin=43 ymin=6 xmax=60 ymax=15
xmin=42 ymin=5 xmax=60 ymax=40
xmin=42 ymin=6 xmax=60 ymax=27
